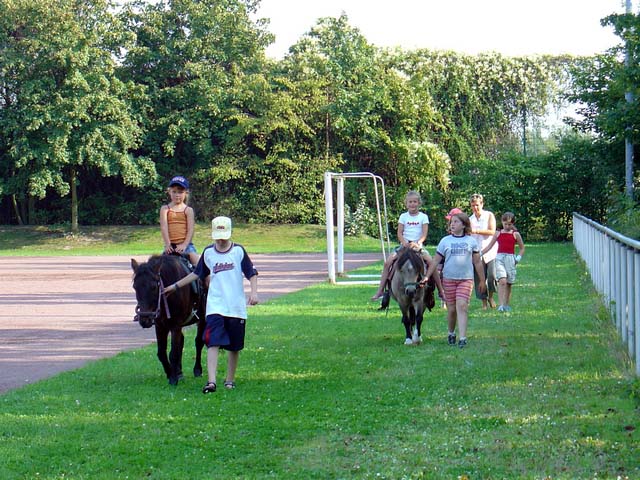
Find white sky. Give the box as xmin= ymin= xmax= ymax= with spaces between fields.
xmin=256 ymin=0 xmax=632 ymax=58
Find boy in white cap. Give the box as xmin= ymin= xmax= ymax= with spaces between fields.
xmin=164 ymin=216 xmax=259 ymax=393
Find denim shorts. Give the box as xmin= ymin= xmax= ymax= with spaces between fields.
xmin=170 ymin=242 xmax=197 ymax=254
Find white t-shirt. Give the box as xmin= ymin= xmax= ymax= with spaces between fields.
xmin=470 ymin=210 xmax=498 ymax=263
xmin=436 ymin=234 xmax=479 ymax=280
xmin=398 ymin=211 xmax=429 ymax=243
xmin=194 ymin=242 xmax=258 ymax=319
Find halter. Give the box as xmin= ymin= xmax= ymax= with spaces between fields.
xmin=134 ymin=275 xmax=172 ymax=326
xmin=397 ymin=249 xmax=425 ymax=293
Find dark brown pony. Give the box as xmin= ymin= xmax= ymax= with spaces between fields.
xmin=389 ymin=247 xmax=436 ymax=345
xmin=131 ymin=255 xmax=206 ymax=385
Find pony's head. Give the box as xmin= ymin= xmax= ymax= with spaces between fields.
xmin=131 ymin=256 xmax=182 ymax=328
xmin=395 ymin=247 xmax=424 ymax=298
xmin=131 ymin=257 xmax=162 ymax=328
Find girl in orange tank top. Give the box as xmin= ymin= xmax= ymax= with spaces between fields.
xmin=160 ymin=176 xmax=200 ymax=266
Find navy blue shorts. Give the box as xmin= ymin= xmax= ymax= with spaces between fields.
xmin=203 ymin=314 xmax=245 ymax=351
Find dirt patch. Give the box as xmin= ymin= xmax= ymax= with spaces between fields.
xmin=0 ymin=253 xmax=379 ymax=394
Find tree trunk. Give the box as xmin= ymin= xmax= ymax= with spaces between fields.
xmin=28 ymin=196 xmax=35 ymax=225
xmin=71 ymin=167 xmax=79 ymax=233
xmin=11 ymin=194 xmax=24 ymax=225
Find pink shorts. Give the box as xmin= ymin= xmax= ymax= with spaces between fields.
xmin=442 ymin=278 xmax=474 ymax=304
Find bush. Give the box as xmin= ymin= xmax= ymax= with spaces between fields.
xmin=606 ymin=192 xmax=640 ymax=240
xmin=345 ymin=192 xmax=378 ymax=237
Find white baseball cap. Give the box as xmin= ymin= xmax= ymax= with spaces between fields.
xmin=211 ymin=216 xmax=232 ymax=240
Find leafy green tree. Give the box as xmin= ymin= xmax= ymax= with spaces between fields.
xmin=568 ymin=13 xmax=640 ymax=144
xmin=118 ymin=0 xmax=273 ymax=182
xmin=0 ymin=0 xmax=151 ymax=231
xmin=392 ymin=50 xmax=566 ymax=165
xmin=281 ymin=14 xmax=450 ymax=212
xmin=567 ymin=12 xmax=640 ymax=199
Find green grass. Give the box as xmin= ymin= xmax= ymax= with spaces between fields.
xmin=0 ymin=223 xmax=382 ymax=256
xmin=1 ymin=243 xmax=638 ymax=479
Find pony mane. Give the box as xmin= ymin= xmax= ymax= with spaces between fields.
xmin=397 ymin=247 xmax=423 ymax=276
xmin=143 ymin=255 xmax=183 ymax=284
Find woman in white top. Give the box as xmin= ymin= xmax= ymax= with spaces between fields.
xmin=469 ymin=194 xmax=498 ymax=309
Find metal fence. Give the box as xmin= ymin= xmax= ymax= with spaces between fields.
xmin=573 ymin=213 xmax=640 ymax=376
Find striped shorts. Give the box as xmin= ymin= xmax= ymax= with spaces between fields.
xmin=442 ymin=278 xmax=474 ymax=304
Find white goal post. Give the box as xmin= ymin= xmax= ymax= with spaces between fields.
xmin=324 ymin=171 xmax=391 ymax=284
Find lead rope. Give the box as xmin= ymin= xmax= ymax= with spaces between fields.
xmin=158 ymin=277 xmax=172 ymax=320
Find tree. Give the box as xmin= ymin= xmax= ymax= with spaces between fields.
xmin=567 ymin=12 xmax=640 ymax=198
xmin=0 ymin=0 xmax=151 ymax=231
xmin=118 ymin=0 xmax=273 ymax=176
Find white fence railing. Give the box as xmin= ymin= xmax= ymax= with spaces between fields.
xmin=573 ymin=213 xmax=640 ymax=376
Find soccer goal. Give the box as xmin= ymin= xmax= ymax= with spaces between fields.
xmin=324 ymin=171 xmax=392 ymax=284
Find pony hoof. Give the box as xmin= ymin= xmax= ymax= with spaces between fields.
xmin=412 ymin=336 xmax=422 ymax=344
xmin=194 ymin=368 xmax=203 ymax=377
xmin=169 ymin=377 xmax=179 ymax=386
xmin=404 ymin=338 xmax=413 ymax=345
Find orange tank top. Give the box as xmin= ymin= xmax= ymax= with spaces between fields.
xmin=167 ymin=208 xmax=188 ymax=244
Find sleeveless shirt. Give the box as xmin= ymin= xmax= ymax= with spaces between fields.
xmin=167 ymin=208 xmax=188 ymax=244
xmin=496 ymin=230 xmax=517 ymax=254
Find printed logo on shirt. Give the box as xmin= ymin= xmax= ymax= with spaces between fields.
xmin=213 ymin=262 xmax=235 ymax=274
xmin=406 ymin=221 xmax=421 ymax=226
xmin=450 ymin=242 xmax=470 ymax=256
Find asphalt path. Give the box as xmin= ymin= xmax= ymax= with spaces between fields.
xmin=0 ymin=253 xmax=379 ymax=394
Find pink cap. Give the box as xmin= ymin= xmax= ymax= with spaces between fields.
xmin=445 ymin=208 xmax=463 ymax=220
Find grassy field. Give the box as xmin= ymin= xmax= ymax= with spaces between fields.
xmin=0 ymin=223 xmax=381 ymax=256
xmin=0 ymin=240 xmax=638 ymax=479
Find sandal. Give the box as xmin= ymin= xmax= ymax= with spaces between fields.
xmin=202 ymin=381 xmax=217 ymax=394
xmin=223 ymin=380 xmax=236 ymax=390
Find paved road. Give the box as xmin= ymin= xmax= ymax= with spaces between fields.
xmin=0 ymin=253 xmax=380 ymax=394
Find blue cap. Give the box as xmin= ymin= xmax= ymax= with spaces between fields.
xmin=168 ymin=175 xmax=189 ymax=189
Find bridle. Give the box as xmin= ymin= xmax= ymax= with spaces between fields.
xmin=398 ymin=250 xmax=425 ymax=296
xmin=134 ymin=274 xmax=172 ymax=327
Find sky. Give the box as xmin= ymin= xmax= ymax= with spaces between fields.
xmin=256 ymin=0 xmax=632 ymax=59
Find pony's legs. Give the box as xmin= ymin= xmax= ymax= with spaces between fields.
xmin=155 ymin=328 xmax=172 ymax=381
xmin=193 ymin=319 xmax=205 ymax=377
xmin=168 ymin=329 xmax=184 ymax=384
xmin=402 ymin=313 xmax=413 ymax=344
xmin=413 ymin=310 xmax=424 ymax=344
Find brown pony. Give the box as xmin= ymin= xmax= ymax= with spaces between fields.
xmin=388 ymin=247 xmax=435 ymax=345
xmin=131 ymin=255 xmax=206 ymax=385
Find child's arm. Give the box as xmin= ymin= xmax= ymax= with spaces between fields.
xmin=472 ymin=252 xmax=486 ymax=292
xmin=515 ymin=232 xmax=525 ymax=262
xmin=397 ymin=223 xmax=408 ymax=247
xmin=176 ymin=206 xmax=196 ymax=252
xmin=159 ymin=205 xmax=172 ymax=253
xmin=481 ymin=231 xmax=499 ymax=256
xmin=424 ymin=252 xmax=443 ymax=280
xmin=415 ymin=222 xmax=428 ymax=249
xmin=247 ymin=274 xmax=259 ymax=305
xmin=163 ymin=272 xmax=199 ymax=295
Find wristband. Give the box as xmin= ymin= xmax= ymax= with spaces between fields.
xmin=173 ymin=283 xmax=180 ymax=291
